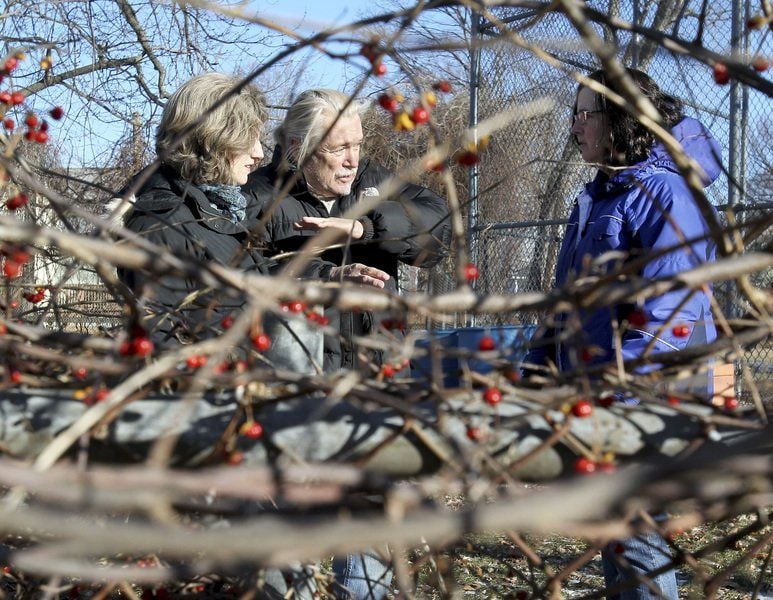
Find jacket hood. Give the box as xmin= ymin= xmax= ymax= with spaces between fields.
xmin=648 ymin=116 xmax=722 ymax=187
xmin=599 ymin=117 xmax=723 ymax=194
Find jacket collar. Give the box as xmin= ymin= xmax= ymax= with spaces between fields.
xmin=134 ymin=166 xmax=259 ymax=236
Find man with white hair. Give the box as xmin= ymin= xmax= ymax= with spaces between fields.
xmin=243 ymin=88 xmax=450 ymax=372
xmin=242 ymin=89 xmax=450 ymax=600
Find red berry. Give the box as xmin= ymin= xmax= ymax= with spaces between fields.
xmin=464 ymin=262 xmax=480 ymax=282
xmin=483 ymin=387 xmax=502 ymax=406
xmin=24 ymin=113 xmax=38 ymax=128
xmin=240 ymin=420 xmax=264 ymax=439
xmin=713 ymin=62 xmax=730 ymax=85
xmin=10 ymin=91 xmax=24 ymax=105
xmin=227 ymin=451 xmax=244 ymax=466
xmin=571 ymin=399 xmax=593 ymax=418
xmin=411 ymin=106 xmax=430 ymax=124
xmin=672 ymin=324 xmax=690 ymax=338
xmin=4 ymin=57 xmax=18 ymax=72
xmin=359 ymin=43 xmax=378 ymax=63
xmin=34 ymin=130 xmax=49 ymax=143
xmin=457 ymin=150 xmax=479 ymax=166
xmin=627 ymin=308 xmax=647 ymax=327
xmin=50 ymin=106 xmax=64 ymax=120
xmin=724 ymin=396 xmax=739 ymax=411
xmin=23 ymin=129 xmax=35 ymax=141
xmin=73 ymin=367 xmax=88 ymax=380
xmin=39 ymin=120 xmax=49 ymax=132
xmin=251 ymin=332 xmax=271 ymax=352
xmin=573 ymin=457 xmax=596 ymax=474
xmin=132 ymin=337 xmax=154 ymax=357
xmin=752 ymin=56 xmax=770 ymax=72
xmin=579 ymin=347 xmax=593 ymax=363
xmin=2 ymin=118 xmax=13 ymax=130
xmin=8 ymin=369 xmax=22 ymax=384
xmin=747 ymin=14 xmax=766 ymax=29
xmin=613 ymin=542 xmax=625 ymax=554
xmin=287 ymin=300 xmax=305 ymax=313
xmin=214 ymin=362 xmax=230 ymax=374
xmin=667 ymin=396 xmax=680 ymax=406
xmin=6 ymin=193 xmax=28 ymax=210
xmin=3 ymin=260 xmax=21 ymax=278
xmin=377 ymin=94 xmax=399 ymax=113
xmin=478 ymin=335 xmax=496 ymax=351
xmin=374 ymin=62 xmax=387 ymax=77
xmin=186 ymin=355 xmax=207 ymax=369
xmin=433 ymin=80 xmax=452 ymax=93
xmin=220 ymin=314 xmax=234 ymax=329
xmin=466 ymin=426 xmax=484 ymax=441
xmin=94 ymin=388 xmax=109 ymax=402
xmin=597 ymin=395 xmax=615 ymax=407
xmin=503 ymin=367 xmax=520 ymax=383
xmin=0 ymin=91 xmax=10 ymax=104
xmin=381 ymin=364 xmax=396 ymax=378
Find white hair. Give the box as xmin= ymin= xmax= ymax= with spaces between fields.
xmin=275 ymin=89 xmax=364 ymax=168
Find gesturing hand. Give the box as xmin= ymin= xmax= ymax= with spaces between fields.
xmin=329 ymin=263 xmax=390 ymax=289
xmin=294 ymin=216 xmax=364 ymax=240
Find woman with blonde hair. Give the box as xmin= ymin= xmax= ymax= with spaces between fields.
xmin=120 ymin=73 xmax=269 ymax=344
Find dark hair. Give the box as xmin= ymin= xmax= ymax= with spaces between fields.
xmin=574 ymin=68 xmax=684 ymax=166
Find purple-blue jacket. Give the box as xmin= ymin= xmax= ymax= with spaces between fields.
xmin=525 ymin=117 xmax=721 ymax=380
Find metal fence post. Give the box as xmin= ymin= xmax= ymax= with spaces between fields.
xmin=728 ymin=0 xmax=749 ymax=208
xmin=467 ymin=9 xmax=483 ymax=327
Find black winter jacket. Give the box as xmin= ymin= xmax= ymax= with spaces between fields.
xmin=119 ymin=166 xmax=271 ymax=345
xmin=243 ymin=153 xmax=451 ymax=371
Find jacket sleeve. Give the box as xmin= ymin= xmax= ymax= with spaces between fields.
xmin=618 ymin=174 xmax=715 ymax=366
xmin=360 ymin=163 xmax=451 ymax=268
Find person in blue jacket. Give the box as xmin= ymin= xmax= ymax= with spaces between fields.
xmin=525 ymin=68 xmax=722 ymax=599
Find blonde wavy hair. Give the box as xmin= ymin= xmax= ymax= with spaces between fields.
xmin=275 ymin=89 xmax=364 ymax=168
xmin=156 ymin=73 xmax=267 ymax=185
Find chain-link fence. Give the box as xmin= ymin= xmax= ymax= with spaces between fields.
xmin=460 ymin=1 xmax=771 ymax=398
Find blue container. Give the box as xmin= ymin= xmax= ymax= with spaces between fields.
xmin=411 ymin=325 xmax=536 ymax=387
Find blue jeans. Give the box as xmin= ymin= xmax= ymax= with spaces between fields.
xmin=601 ymin=530 xmax=678 ymax=599
xmin=332 ymin=553 xmax=392 ymax=600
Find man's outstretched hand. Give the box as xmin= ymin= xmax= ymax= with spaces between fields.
xmin=329 ymin=263 xmax=390 ymax=289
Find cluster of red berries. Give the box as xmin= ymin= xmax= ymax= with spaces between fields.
xmin=185 ymin=354 xmax=208 ymax=369
xmin=213 ymin=359 xmax=249 ymax=375
xmin=22 ymin=112 xmax=50 ymax=144
xmin=23 ymin=286 xmax=46 ymax=304
xmin=360 ymin=43 xmax=387 ymax=76
xmin=379 ymin=82 xmax=453 ymax=136
xmin=574 ymin=456 xmax=616 ymax=474
xmin=1 ymin=243 xmax=31 ymax=278
xmin=239 ymin=419 xmax=264 ymax=439
xmin=280 ymin=300 xmax=331 ymax=326
xmin=119 ymin=325 xmax=154 ymax=357
xmin=81 ymin=387 xmax=110 ymax=406
xmin=713 ymin=56 xmax=769 ymax=84
xmin=380 ymin=358 xmax=410 ymax=378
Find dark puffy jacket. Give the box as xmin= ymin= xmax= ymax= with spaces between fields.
xmin=243 ymin=153 xmax=451 ymax=371
xmin=525 ymin=117 xmax=721 ymax=389
xmin=119 ymin=166 xmax=272 ymax=345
